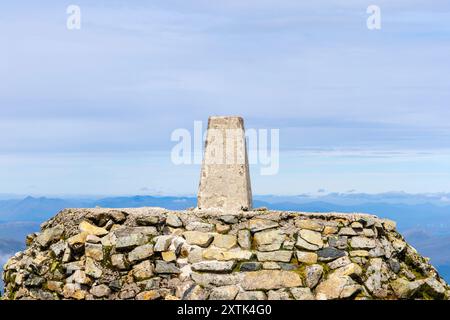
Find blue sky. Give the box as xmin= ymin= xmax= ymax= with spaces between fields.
xmin=1 ymin=1 xmax=450 ymax=195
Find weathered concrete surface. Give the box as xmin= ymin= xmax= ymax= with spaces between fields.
xmin=197 ymin=116 xmax=252 ymax=211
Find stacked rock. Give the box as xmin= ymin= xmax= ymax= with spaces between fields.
xmin=2 ymin=207 xmax=449 ymax=300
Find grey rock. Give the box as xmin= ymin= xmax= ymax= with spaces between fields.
xmin=90 ymin=284 xmax=111 ymax=298
xmin=237 ymin=230 xmax=251 ymax=249
xmin=298 ymin=229 xmax=323 ymax=248
xmin=241 ymin=270 xmax=303 ymax=290
xmin=128 ymin=244 xmax=154 ymax=263
xmin=256 ymin=251 xmax=292 ymax=262
xmin=85 ymin=257 xmax=102 ymax=278
xmin=254 ymin=229 xmax=285 ymax=251
xmin=183 ymin=231 xmax=214 ymax=247
xmin=382 ymin=219 xmax=396 ymax=231
xmin=219 ymin=215 xmax=238 ymax=224
xmin=283 ymin=240 xmax=295 ymax=250
xmin=369 ymin=245 xmax=385 ymax=257
xmin=132 ymin=260 xmax=154 ymax=280
xmin=186 ymin=221 xmax=214 ymax=232
xmin=110 ymin=210 xmax=127 ymax=223
xmin=133 ymin=226 xmax=158 ymax=236
xmin=86 ymin=234 xmax=102 ymax=244
xmin=268 ymin=289 xmax=292 ymax=300
xmin=363 ymin=228 xmax=376 ymax=237
xmin=85 ymin=243 xmax=104 ymax=261
xmin=248 ymin=218 xmax=278 ymax=232
xmin=388 ymin=259 xmax=401 ymax=274
xmin=144 ymin=278 xmax=161 ymax=290
xmin=136 ymin=214 xmax=160 ymax=226
xmin=136 ymin=290 xmax=161 ymax=300
xmin=119 ymin=283 xmax=140 ymax=299
xmin=317 ymin=247 xmax=346 ymax=262
xmin=68 ymin=270 xmax=92 ymax=285
xmin=339 ymin=227 xmax=357 ymax=236
xmin=187 ymin=247 xmax=204 ymax=264
xmin=391 ymin=278 xmax=422 ymax=298
xmin=291 ymin=287 xmax=315 ymax=300
xmin=24 ymin=275 xmax=45 ymax=287
xmin=183 ymin=284 xmax=209 ymax=300
xmin=240 ymin=262 xmax=263 ymax=272
xmin=191 ymin=260 xmax=236 ymax=273
xmin=63 ymin=283 xmax=87 ymax=300
xmin=351 ymin=222 xmax=363 ymax=229
xmin=35 ymin=226 xmax=64 ymax=248
xmin=328 ymin=236 xmax=348 ymax=249
xmin=191 ymin=272 xmax=241 ymax=288
xmin=166 ymin=214 xmax=183 ymax=228
xmin=63 ymin=260 xmax=84 ymax=274
xmin=50 ymin=241 xmax=67 ymax=258
xmin=111 ymin=254 xmax=129 ymax=270
xmin=296 ymin=251 xmax=318 ymax=264
xmin=421 ymin=278 xmax=446 ymax=298
xmin=295 ymin=237 xmax=320 ymax=251
xmin=262 ymin=262 xmax=281 ymax=270
xmin=109 ymin=279 xmax=122 ymax=292
xmin=305 ymin=264 xmax=323 ymax=288
xmin=278 ymin=263 xmax=297 ymax=271
xmin=236 ymin=291 xmax=267 ymax=300
xmin=328 ymin=256 xmax=351 ymax=270
xmin=209 ymin=285 xmax=239 ymax=300
xmin=46 ymin=281 xmax=63 ymax=294
xmin=340 ymin=284 xmax=362 ymax=298
xmin=102 ymin=222 xmax=116 ymax=235
xmin=115 ymin=230 xmax=148 ymax=250
xmin=30 ymin=288 xmax=56 ymax=300
xmin=154 ymin=235 xmax=172 ymax=252
xmin=350 ymin=236 xmax=377 ymax=249
xmin=315 ymin=275 xmax=358 ymax=300
xmin=155 ymin=260 xmax=181 ymax=274
xmin=212 ymin=234 xmax=237 ymax=249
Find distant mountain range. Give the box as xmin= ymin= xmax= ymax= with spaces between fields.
xmin=0 ymin=193 xmax=450 ymax=287
xmin=2 ymin=194 xmax=450 ymax=234
xmin=0 ymin=196 xmax=198 ymax=222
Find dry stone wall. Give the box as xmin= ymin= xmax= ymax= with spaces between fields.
xmin=2 ymin=207 xmax=449 ymax=300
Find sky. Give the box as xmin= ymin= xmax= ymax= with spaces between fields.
xmin=0 ymin=1 xmax=450 ymax=196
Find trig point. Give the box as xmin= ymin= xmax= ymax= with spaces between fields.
xmin=197 ymin=116 xmax=253 ymax=211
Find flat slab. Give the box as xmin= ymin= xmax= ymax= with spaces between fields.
xmin=57 ymin=207 xmax=379 ymax=222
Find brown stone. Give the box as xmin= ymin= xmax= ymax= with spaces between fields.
xmin=79 ymin=221 xmax=108 ymax=236
xmin=296 ymin=251 xmax=318 ymax=264
xmin=213 ymin=234 xmax=237 ymax=249
xmin=241 ymin=270 xmax=302 ymax=290
xmin=183 ymin=231 xmax=214 ymax=247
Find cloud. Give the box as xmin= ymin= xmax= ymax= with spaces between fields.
xmin=1 ymin=1 xmax=450 ymax=194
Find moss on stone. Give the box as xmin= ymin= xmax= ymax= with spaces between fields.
xmin=101 ymin=246 xmax=113 ymax=268
xmin=50 ymin=260 xmax=59 ymax=273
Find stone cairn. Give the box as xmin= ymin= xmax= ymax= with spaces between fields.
xmin=2 ymin=116 xmax=449 ymax=300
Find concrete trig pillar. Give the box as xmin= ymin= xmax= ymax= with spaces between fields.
xmin=197 ymin=116 xmax=253 ymax=211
